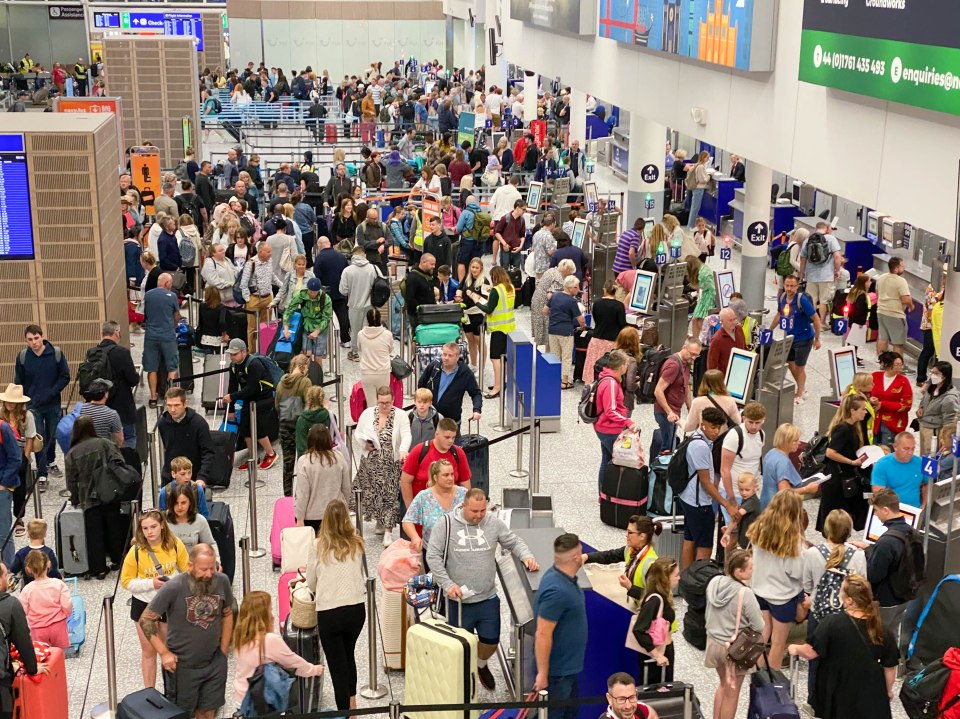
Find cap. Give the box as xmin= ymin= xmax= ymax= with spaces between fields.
xmin=307 ymin=278 xmax=322 ymax=292
xmin=227 ymin=338 xmax=247 ymax=355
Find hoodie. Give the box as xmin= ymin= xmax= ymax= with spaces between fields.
xmin=705 ymin=575 xmax=764 ymax=644
xmin=338 ymin=256 xmax=378 ymax=310
xmin=455 ymin=201 xmax=481 ymax=235
xmin=275 ymin=374 xmax=312 ymax=423
xmin=14 ymin=340 xmax=71 ymax=409
xmin=156 ymin=407 xmax=215 ymax=484
xmin=407 ymin=405 xmax=440 ymax=446
xmin=296 ymin=407 xmax=331 ymax=455
xmin=426 ymin=506 xmax=534 ymax=604
xmin=940 ymin=647 xmax=960 ymax=719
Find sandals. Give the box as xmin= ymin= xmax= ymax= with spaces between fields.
xmin=13 ymin=522 xmax=24 ymax=538
xmin=560 ymin=383 xmax=575 ymax=390
xmin=483 ymin=391 xmax=500 ymax=399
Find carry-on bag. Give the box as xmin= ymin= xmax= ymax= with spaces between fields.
xmin=117 ymin=687 xmax=189 ymax=719
xmin=176 ymin=345 xmax=195 ymax=392
xmin=747 ymin=653 xmax=800 ymax=719
xmin=270 ymin=496 xmax=297 ymax=570
xmin=11 ymin=644 xmax=68 ymax=719
xmin=277 ymin=571 xmax=298 ymax=629
xmin=457 ymin=418 xmax=489 ymax=498
xmin=65 ymin=576 xmax=86 ymax=656
xmin=415 ymin=322 xmax=462 ymax=346
xmin=259 ymin=321 xmax=279 ymax=355
xmin=324 ymin=122 xmax=338 ymax=144
xmin=282 ymin=615 xmax=324 ymax=712
xmin=600 ymin=464 xmax=649 ymax=529
xmin=417 ymin=304 xmax=466 ymax=326
xmin=201 ymin=350 xmax=230 ymax=411
xmin=636 ymin=681 xmax=705 ymax=719
xmin=573 ymin=329 xmax=592 ymax=383
xmin=206 ymin=429 xmax=235 ymax=488
xmin=208 ymin=500 xmax=236 ymax=582
xmin=280 ymin=526 xmax=316 ymax=573
xmin=56 ymin=501 xmax=88 ymax=577
xmin=380 ymin=583 xmax=414 ymax=670
xmin=415 ymin=337 xmax=469 ymax=373
xmin=271 ymin=311 xmax=303 ymax=370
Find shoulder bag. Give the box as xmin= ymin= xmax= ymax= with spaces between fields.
xmin=289 ymin=570 xmax=318 ymax=629
xmin=625 ymin=593 xmax=669 ymax=653
xmin=726 ymin=586 xmax=765 ymax=671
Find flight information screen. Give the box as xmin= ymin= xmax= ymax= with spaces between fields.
xmin=0 ymin=135 xmax=35 ymax=261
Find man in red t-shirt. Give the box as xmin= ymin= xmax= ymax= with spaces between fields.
xmin=651 ymin=338 xmax=699 ymax=457
xmin=707 ymin=307 xmax=746 ymax=373
xmin=400 ymin=417 xmax=472 ymax=511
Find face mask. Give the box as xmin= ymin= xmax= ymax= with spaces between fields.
xmin=929 ymin=374 xmax=943 ymax=386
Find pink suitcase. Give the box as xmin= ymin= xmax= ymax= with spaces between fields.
xmin=259 ymin=321 xmax=278 ymax=354
xmin=277 ymin=571 xmax=298 ymax=629
xmin=270 ymin=496 xmax=297 ymax=570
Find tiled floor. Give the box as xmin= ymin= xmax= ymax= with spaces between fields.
xmin=45 ymin=163 xmax=917 ymax=718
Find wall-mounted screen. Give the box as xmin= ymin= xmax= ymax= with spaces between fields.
xmin=724 ymin=348 xmax=757 ymax=403
xmin=629 ymin=270 xmax=658 ymax=315
xmin=0 ymin=135 xmax=35 ymax=261
xmin=799 ymin=0 xmax=960 ymax=117
xmin=93 ymin=10 xmax=204 ymax=50
xmin=599 ymin=0 xmax=776 ymax=72
xmin=511 ymin=0 xmax=599 ymax=36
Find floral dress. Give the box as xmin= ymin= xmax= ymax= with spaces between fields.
xmin=356 ymin=407 xmax=402 ymax=528
xmin=693 ymin=263 xmax=717 ymax=319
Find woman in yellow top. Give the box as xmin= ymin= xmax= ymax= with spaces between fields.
xmin=582 ymin=515 xmax=661 ymax=604
xmin=845 ymin=373 xmax=877 ymax=445
xmin=466 ymin=265 xmax=515 ymax=400
xmin=120 ymin=509 xmax=189 ymax=690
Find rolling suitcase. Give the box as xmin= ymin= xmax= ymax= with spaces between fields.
xmin=380 ymin=583 xmax=413 ymax=670
xmin=404 ymin=609 xmax=479 ymax=719
xmin=417 ymin=304 xmax=466 ymax=325
xmin=259 ymin=321 xmax=279 ymax=355
xmin=282 ymin=616 xmax=324 ymax=712
xmin=207 ymin=430 xmax=235 ymax=488
xmin=208 ymin=501 xmax=236 ymax=582
xmin=117 ymin=687 xmax=188 ymax=719
xmin=225 ymin=308 xmax=248 ymax=341
xmin=277 ymin=571 xmax=298 ymax=629
xmin=600 ymin=464 xmax=649 ymax=529
xmin=201 ymin=351 xmax=230 ymax=411
xmin=324 ymin=122 xmax=338 ymax=144
xmin=457 ymin=419 xmax=489 ymax=498
xmin=270 ymin=496 xmax=297 ymax=570
xmin=637 ymin=682 xmax=705 ymax=719
xmin=271 ymin=311 xmax=302 ymax=370
xmin=176 ymin=344 xmax=195 ymax=392
xmin=308 ymin=360 xmax=324 ymax=386
xmin=12 ymin=645 xmax=68 ymax=719
xmin=280 ymin=526 xmax=316 ymax=573
xmin=505 ymin=267 xmax=522 ymax=308
xmin=55 ymin=502 xmax=88 ymax=577
xmin=748 ymin=660 xmax=800 ymax=719
xmin=647 ymin=451 xmax=674 ymax=518
xmin=65 ymin=577 xmax=86 ymax=656
xmin=573 ymin=329 xmax=592 ymax=383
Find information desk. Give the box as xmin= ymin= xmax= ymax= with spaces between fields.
xmin=507 ymin=527 xmax=639 ymax=719
xmin=696 ymin=176 xmax=741 ymax=227
xmin=794 ymin=216 xmax=883 ymax=279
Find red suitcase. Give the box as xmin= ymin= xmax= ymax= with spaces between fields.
xmin=324 ymin=122 xmax=338 ymax=144
xmin=277 ymin=571 xmax=298 ymax=630
xmin=270 ymin=496 xmax=297 ymax=570
xmin=12 ymin=644 xmax=68 ymax=719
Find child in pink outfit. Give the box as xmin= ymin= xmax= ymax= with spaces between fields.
xmin=18 ymin=549 xmax=72 ymax=649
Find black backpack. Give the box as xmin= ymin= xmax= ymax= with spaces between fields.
xmin=710 ymin=424 xmax=765 ymax=477
xmin=666 ymin=435 xmax=709 ymax=501
xmin=76 ymin=344 xmax=115 ymax=396
xmin=799 ymin=432 xmax=829 ymax=478
xmin=900 ymin=657 xmax=960 ymax=719
xmin=886 ymin=528 xmax=925 ymax=602
xmin=637 ymin=349 xmax=678 ymax=404
xmin=370 ymin=270 xmax=391 ymax=308
xmin=806 ymin=232 xmax=831 ymax=265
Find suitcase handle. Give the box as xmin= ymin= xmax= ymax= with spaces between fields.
xmin=467 ymin=417 xmax=480 ymax=436
xmin=447 ymin=595 xmax=463 ymax=625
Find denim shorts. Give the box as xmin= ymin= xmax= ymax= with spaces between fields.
xmin=142 ymin=338 xmax=179 ymax=373
xmin=303 ymin=331 xmax=329 ymax=356
xmin=757 ymin=592 xmax=805 ymax=624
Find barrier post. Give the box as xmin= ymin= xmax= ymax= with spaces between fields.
xmin=148 ymin=432 xmax=159 ymax=509
xmin=530 ymin=419 xmax=542 ymax=494
xmin=478 ymin=323 xmax=487 ymax=392
xmin=496 ymin=642 xmax=518 ymax=700
xmin=247 ymin=403 xmax=266 ymax=557
xmin=493 ymin=355 xmax=510 ymax=432
xmin=405 ymin=334 xmax=416 ymax=397
xmin=683 ymin=684 xmax=693 ymax=719
xmin=388 ymin=700 xmax=402 ymax=719
xmin=512 ymin=622 xmax=527 ymax=700
xmin=354 ymin=486 xmax=364 ymax=536
xmin=359 ymin=576 xmax=388 ymax=699
xmin=29 ymin=466 xmax=41 ymax=519
xmin=240 ymin=537 xmax=252 ymax=596
xmin=510 ymin=392 xmax=528 ymax=479
xmin=104 ymin=595 xmax=118 ymax=713
xmin=335 ymin=375 xmax=345 ymax=435
xmin=128 ymin=499 xmax=140 ymax=545
xmin=528 ymin=341 xmax=538 ymax=492
xmin=538 ymin=689 xmax=549 ymax=719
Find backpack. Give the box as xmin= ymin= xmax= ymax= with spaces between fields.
xmin=811 ymin=544 xmax=856 ymax=620
xmin=379 ymin=105 xmax=391 ymax=123
xmin=370 ymin=269 xmax=391 ymax=307
xmin=76 ymin=344 xmax=115 ymax=396
xmin=93 ymin=455 xmax=142 ymax=504
xmin=246 ymin=354 xmax=284 ymax=389
xmin=277 ymin=240 xmax=295 ymax=274
xmin=278 ymin=394 xmax=304 ymax=422
xmin=684 ymin=167 xmax=699 ymax=191
xmin=776 ymin=242 xmax=796 ymax=277
xmin=211 ymin=97 xmax=222 ymax=114
xmin=666 ymin=435 xmax=709 ymax=501
xmin=578 ymin=376 xmax=618 ymax=425
xmin=710 ymin=424 xmax=764 ymax=477
xmin=239 ymin=214 xmax=257 ymax=240
xmin=17 ymin=346 xmax=63 ymax=376
xmin=805 ymin=231 xmax=831 ymax=265
xmin=799 ymin=432 xmax=829 ymax=478
xmin=465 ymin=211 xmax=491 ymax=244
xmin=178 ymin=230 xmax=197 ymax=267
xmin=886 ymin=528 xmax=925 ymax=602
xmin=900 ymin=657 xmax=960 ymax=719
xmin=56 ymin=402 xmax=83 ymax=455
xmin=173 ymin=161 xmax=188 ymax=182
xmin=637 ymin=349 xmax=678 ymax=404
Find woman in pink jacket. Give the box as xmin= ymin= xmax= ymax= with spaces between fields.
xmin=594 ymin=349 xmax=634 ymax=491
xmin=18 ymin=549 xmax=72 ymax=648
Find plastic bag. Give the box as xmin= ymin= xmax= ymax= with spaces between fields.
xmin=611 ymin=428 xmax=644 ymax=469
xmin=377 ymin=538 xmax=422 ymax=591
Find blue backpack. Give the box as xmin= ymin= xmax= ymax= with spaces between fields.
xmin=247 ymin=354 xmax=284 ymax=389
xmin=56 ymin=402 xmax=83 ymax=455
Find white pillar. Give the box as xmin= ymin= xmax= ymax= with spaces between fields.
xmin=453 ymin=19 xmax=466 ymax=68
xmin=464 ymin=21 xmax=477 ymax=71
xmin=626 ymin=114 xmax=667 ymax=225
xmin=941 ymin=270 xmax=960 ymax=375
xmin=523 ymin=74 xmax=538 ymax=125
xmin=740 ymin=162 xmax=774 ymax=310
xmin=568 ymin=89 xmax=587 ymax=147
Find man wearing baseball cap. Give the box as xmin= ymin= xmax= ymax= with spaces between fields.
xmin=282 ymin=277 xmax=333 ymax=363
xmin=223 ymin=339 xmax=279 ymax=470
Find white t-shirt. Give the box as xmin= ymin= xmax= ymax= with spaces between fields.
xmin=720 ymin=426 xmax=764 ymax=502
xmin=485 ymin=93 xmax=502 ymax=113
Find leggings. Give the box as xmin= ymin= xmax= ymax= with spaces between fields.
xmin=316 ymin=602 xmax=366 ymax=710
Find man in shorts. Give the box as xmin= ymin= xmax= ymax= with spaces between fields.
xmin=769 ymin=275 xmax=821 ymax=405
xmin=798 ymin=222 xmax=843 ymax=323
xmin=677 ymin=407 xmax=740 ymax=570
xmin=875 ymin=257 xmax=915 ymax=358
xmin=282 ymin=277 xmax=333 ymax=362
xmin=141 ymin=544 xmax=233 ymax=719
xmin=142 ymin=272 xmax=182 ymax=408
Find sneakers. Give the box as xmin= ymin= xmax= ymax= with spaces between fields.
xmin=48 ymin=464 xmax=62 ymax=477
xmin=259 ymin=453 xmax=278 ymax=470
xmin=238 ymin=460 xmax=250 ymax=471
xmin=477 ymin=665 xmax=496 ymax=691
xmin=37 ymin=476 xmax=47 ymax=493
xmin=382 ymin=532 xmax=393 ymax=548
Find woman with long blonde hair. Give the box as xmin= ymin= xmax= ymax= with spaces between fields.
xmin=684 ymin=369 xmax=741 ymax=432
xmin=788 ymin=574 xmax=898 ymax=719
xmin=819 ymin=393 xmax=870 ymax=533
xmin=466 ymin=265 xmax=516 ymax=398
xmin=630 ymin=556 xmax=680 ymax=684
xmin=305 ymin=500 xmax=366 ymax=711
xmin=231 ymin=590 xmax=324 ymax=705
xmin=746 ymin=491 xmax=806 ymax=671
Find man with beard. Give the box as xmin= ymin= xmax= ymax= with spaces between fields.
xmin=140 ymin=544 xmax=233 ymax=719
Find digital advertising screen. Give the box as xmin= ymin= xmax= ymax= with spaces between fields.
xmin=0 ymin=135 xmax=35 ymax=261
xmin=511 ymin=0 xmax=598 ymax=36
xmin=799 ymin=0 xmax=960 ymax=117
xmin=599 ymin=0 xmax=775 ymax=72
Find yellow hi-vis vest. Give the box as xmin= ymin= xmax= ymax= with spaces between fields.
xmin=487 ymin=284 xmax=516 ymax=334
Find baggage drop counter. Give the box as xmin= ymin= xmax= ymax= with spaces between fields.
xmin=499 ymin=527 xmax=641 ymax=719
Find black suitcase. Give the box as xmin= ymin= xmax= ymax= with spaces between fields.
xmin=456 ymin=419 xmax=489 ymax=498
xmin=225 ymin=308 xmax=248 ymax=342
xmin=520 ymin=276 xmax=535 ymax=308
xmin=207 ymin=430 xmax=235 ymax=488
xmin=506 ymin=267 xmax=522 ymax=308
xmin=176 ymin=345 xmax=195 ymax=392
xmin=600 ymin=464 xmax=649 ymax=528
xmin=117 ymin=688 xmax=188 ymax=719
xmin=418 ymin=303 xmax=466 ymax=325
xmin=638 ymin=682 xmax=705 ymax=719
xmin=682 ymin=606 xmax=707 ymax=650
xmin=573 ymin=329 xmax=592 ymax=383
xmin=208 ymin=500 xmax=236 ymax=582
xmin=308 ymin=360 xmax=324 ymax=386
xmin=283 ymin=616 xmax=324 ymax=712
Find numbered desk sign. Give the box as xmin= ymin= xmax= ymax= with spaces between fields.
xmin=670 ymin=245 xmax=681 ymax=259
xmin=779 ymin=316 xmax=794 ymax=332
xmin=953 ymin=434 xmax=960 ymax=458
xmin=719 ymin=247 xmax=732 ymax=261
xmin=655 ymin=252 xmax=667 ymax=265
xmin=759 ymin=329 xmax=774 ymax=346
xmin=922 ymin=456 xmax=940 ymax=478
xmin=588 ymin=202 xmax=598 ymax=213
xmin=833 ymin=318 xmax=848 ymax=334
xmin=607 ymin=199 xmax=616 ymax=211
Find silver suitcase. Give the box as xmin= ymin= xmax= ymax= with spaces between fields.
xmin=56 ymin=501 xmax=89 ymax=576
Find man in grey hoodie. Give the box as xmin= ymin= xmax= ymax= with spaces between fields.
xmin=338 ymin=246 xmax=378 ymax=360
xmin=427 ymin=488 xmax=539 ymax=691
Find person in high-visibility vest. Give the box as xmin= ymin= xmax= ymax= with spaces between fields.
xmin=73 ymin=57 xmax=87 ymax=97
xmin=17 ymin=53 xmax=33 ymax=74
xmin=465 ymin=265 xmax=515 ymax=399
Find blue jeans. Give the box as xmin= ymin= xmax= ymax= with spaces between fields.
xmin=0 ymin=489 xmax=14 ymax=567
xmin=547 ymin=674 xmax=579 ymax=719
xmin=652 ymin=408 xmax=678 ymax=458
xmin=876 ymin=423 xmax=896 ymax=447
xmin=31 ymin=404 xmax=60 ymax=477
xmin=122 ymin=422 xmax=137 ymax=449
xmin=687 ymin=188 xmax=705 ymax=228
xmin=596 ymin=430 xmax=618 ymax=491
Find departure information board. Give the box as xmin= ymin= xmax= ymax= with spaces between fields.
xmin=93 ymin=11 xmax=204 ymax=50
xmin=0 ymin=135 xmax=35 ymax=261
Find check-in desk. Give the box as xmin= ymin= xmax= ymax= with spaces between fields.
xmin=697 ymin=175 xmax=741 ymax=227
xmin=872 ymin=250 xmax=932 ymax=354
xmin=728 ymin=195 xmax=803 ymax=248
xmin=501 ymin=527 xmax=640 ymax=719
xmin=794 ymin=216 xmax=883 ymax=279
xmin=506 ymin=332 xmax=562 ymax=432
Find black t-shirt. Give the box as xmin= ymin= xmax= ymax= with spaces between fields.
xmin=469 ymin=148 xmax=489 ymax=171
xmin=828 ymin=422 xmax=861 ymax=462
xmin=591 ymin=298 xmax=627 ymax=341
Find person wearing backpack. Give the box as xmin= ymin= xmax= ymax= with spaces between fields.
xmin=651 ymin=338 xmax=700 ymax=457
xmin=769 ymin=274 xmax=821 ymax=405
xmin=592 ymin=350 xmax=635 ymax=491
xmin=861 ymin=487 xmax=925 ymax=658
xmin=798 ymin=223 xmax=843 ymax=323
xmin=283 ymin=278 xmax=333 ymax=364
xmin=223 ymin=339 xmax=280 ymax=472
xmin=775 ymin=228 xmax=807 ymax=293
xmin=86 ymin=321 xmax=139 ymax=449
xmin=801 ymin=508 xmax=867 ymax=713
xmin=274 ymin=356 xmax=313 ymax=497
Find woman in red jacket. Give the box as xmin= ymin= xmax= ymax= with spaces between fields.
xmin=871 ymin=352 xmax=912 ymax=447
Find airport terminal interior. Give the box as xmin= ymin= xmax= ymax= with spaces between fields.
xmin=1 ymin=0 xmax=959 ymax=718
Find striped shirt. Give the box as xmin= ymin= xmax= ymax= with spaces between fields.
xmin=80 ymin=403 xmax=122 ymax=440
xmin=370 ymin=85 xmax=383 ymax=105
xmin=612 ymin=229 xmax=640 ymax=273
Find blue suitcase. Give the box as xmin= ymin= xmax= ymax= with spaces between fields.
xmin=271 ymin=310 xmax=303 ymax=370
xmin=64 ymin=577 xmax=85 ymax=657
xmin=748 ymin=664 xmax=800 ymax=719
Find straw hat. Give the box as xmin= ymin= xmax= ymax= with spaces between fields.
xmin=0 ymin=384 xmax=30 ymax=404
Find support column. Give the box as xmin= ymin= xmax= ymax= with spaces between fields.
xmin=940 ymin=268 xmax=960 ymax=375
xmin=568 ymin=89 xmax=587 ymax=147
xmin=445 ymin=16 xmax=455 ymax=70
xmin=464 ymin=22 xmax=477 ymax=71
xmin=626 ymin=114 xmax=667 ymax=225
xmin=523 ymin=74 xmax=538 ymax=125
xmin=740 ymin=162 xmax=774 ymax=310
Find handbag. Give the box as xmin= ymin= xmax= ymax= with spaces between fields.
xmin=289 ymin=572 xmax=318 ymax=629
xmin=726 ymin=586 xmax=765 ymax=671
xmin=171 ymin=269 xmax=187 ymax=292
xmin=32 ymin=433 xmax=43 ymax=454
xmin=838 ymin=465 xmax=861 ymax=499
xmin=626 ymin=593 xmax=669 ymax=652
xmin=390 ymin=356 xmax=413 ymax=380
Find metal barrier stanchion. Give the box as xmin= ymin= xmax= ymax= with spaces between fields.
xmin=247 ymin=403 xmax=266 ymax=558
xmin=90 ymin=595 xmax=119 ymax=718
xmin=496 ymin=642 xmax=518 ymax=700
xmin=359 ymin=576 xmax=388 ymax=699
xmin=240 ymin=537 xmax=252 ymax=595
xmin=148 ymin=432 xmax=159 ymax=509
xmin=512 ymin=621 xmax=527 ymax=700
xmin=531 ymin=419 xmax=542 ymax=494
xmin=538 ymin=689 xmax=549 ymax=719
xmin=478 ymin=323 xmax=487 ymax=391
xmin=129 ymin=499 xmax=140 ymax=542
xmin=510 ymin=392 xmax=528 ymax=479
xmin=354 ymin=486 xmax=364 ymax=535
xmin=388 ymin=700 xmax=402 ymax=719
xmin=335 ymin=374 xmax=345 ymax=433
xmin=493 ymin=355 xmax=510 ymax=432
xmin=405 ymin=335 xmax=416 ymax=398
xmin=30 ymin=466 xmax=41 ymax=519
